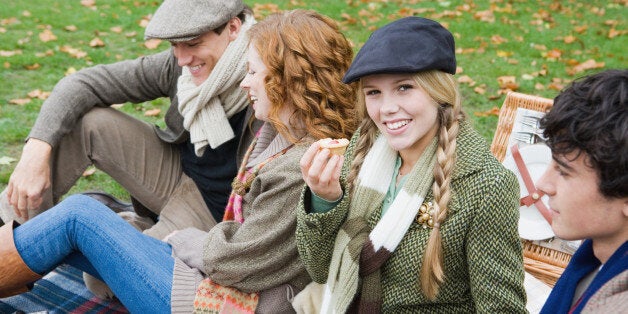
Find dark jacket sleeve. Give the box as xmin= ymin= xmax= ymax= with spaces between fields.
xmin=28 ymin=49 xmax=180 ymax=146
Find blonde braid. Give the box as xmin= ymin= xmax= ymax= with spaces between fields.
xmin=347 ymin=118 xmax=378 ymax=194
xmin=420 ymin=108 xmax=461 ymax=299
xmin=415 ymin=71 xmax=464 ymax=300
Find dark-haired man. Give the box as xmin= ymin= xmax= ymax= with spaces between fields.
xmin=538 ymin=69 xmax=627 ymax=313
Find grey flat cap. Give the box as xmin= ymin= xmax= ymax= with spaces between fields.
xmin=145 ymin=0 xmax=245 ymax=42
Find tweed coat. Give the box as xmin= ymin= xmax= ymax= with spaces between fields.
xmin=296 ymin=121 xmax=527 ymax=313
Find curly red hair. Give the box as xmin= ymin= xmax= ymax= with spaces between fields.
xmin=247 ymin=9 xmax=357 ymax=141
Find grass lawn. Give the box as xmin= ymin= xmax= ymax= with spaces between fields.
xmin=0 ymin=0 xmax=626 ymax=199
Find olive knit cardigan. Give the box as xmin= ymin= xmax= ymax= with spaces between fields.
xmin=296 ymin=121 xmax=527 ymax=313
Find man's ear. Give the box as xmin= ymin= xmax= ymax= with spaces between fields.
xmin=227 ymin=17 xmax=243 ymax=42
xmin=622 ymin=197 xmax=628 ymax=218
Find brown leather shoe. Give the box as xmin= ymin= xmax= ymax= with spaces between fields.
xmin=82 ymin=191 xmax=134 ymax=213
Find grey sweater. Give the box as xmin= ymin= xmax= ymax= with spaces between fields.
xmin=167 ymin=131 xmax=312 ymax=312
xmin=29 ymin=49 xmax=187 ymax=145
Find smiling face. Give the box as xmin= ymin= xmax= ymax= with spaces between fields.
xmin=536 ymin=151 xmax=628 ymax=246
xmin=171 ymin=18 xmax=241 ymax=86
xmin=240 ymin=46 xmax=272 ymax=122
xmin=362 ymin=73 xmax=440 ymax=163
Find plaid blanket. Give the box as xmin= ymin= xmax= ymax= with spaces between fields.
xmin=0 ymin=264 xmax=128 ymax=314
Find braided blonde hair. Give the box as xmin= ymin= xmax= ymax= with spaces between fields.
xmin=347 ymin=70 xmax=465 ymax=299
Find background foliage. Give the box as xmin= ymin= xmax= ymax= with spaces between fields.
xmin=0 ymin=0 xmax=626 ymax=198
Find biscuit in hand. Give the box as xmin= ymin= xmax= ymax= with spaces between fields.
xmin=319 ymin=138 xmax=349 ymax=156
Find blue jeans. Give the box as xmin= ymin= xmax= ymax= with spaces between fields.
xmin=13 ymin=195 xmax=174 ymax=313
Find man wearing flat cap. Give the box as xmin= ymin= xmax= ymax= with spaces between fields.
xmin=1 ymin=0 xmax=258 ymax=240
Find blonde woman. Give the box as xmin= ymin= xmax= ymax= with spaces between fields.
xmin=297 ymin=17 xmax=526 ymax=312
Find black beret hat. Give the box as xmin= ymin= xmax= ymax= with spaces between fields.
xmin=145 ymin=0 xmax=245 ymax=42
xmin=343 ymin=17 xmax=456 ymax=83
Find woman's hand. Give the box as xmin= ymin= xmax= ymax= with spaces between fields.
xmin=300 ymin=141 xmax=344 ymax=201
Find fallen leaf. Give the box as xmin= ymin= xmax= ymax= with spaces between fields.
xmin=39 ymin=29 xmax=57 ymax=42
xmin=82 ymin=167 xmax=96 ymax=177
xmin=341 ymin=13 xmax=357 ymax=24
xmin=608 ymin=28 xmax=627 ymax=39
xmin=81 ymin=0 xmax=96 ymax=8
xmin=110 ymin=26 xmax=123 ymax=33
xmin=111 ymin=104 xmax=124 ymax=109
xmin=89 ymin=37 xmax=105 ymax=47
xmin=473 ymin=10 xmax=495 ymax=23
xmin=521 ymin=74 xmax=535 ymax=80
xmin=496 ymin=50 xmax=513 ymax=57
xmin=65 ymin=67 xmax=77 ymax=75
xmin=27 ymin=89 xmax=50 ymax=100
xmin=574 ymin=25 xmax=588 ymax=34
xmin=491 ymin=35 xmax=508 ymax=45
xmin=568 ymin=59 xmax=605 ymax=75
xmin=22 ymin=10 xmax=32 ymax=17
xmin=9 ymin=98 xmax=31 ymax=105
xmin=64 ymin=25 xmax=78 ymax=32
xmin=603 ymin=19 xmax=617 ymax=27
xmin=1 ymin=17 xmax=19 ymax=26
xmin=473 ymin=106 xmax=500 ymax=117
xmin=125 ymin=31 xmax=137 ymax=38
xmin=457 ymin=75 xmax=476 ymax=86
xmin=534 ymin=83 xmax=545 ymax=90
xmin=144 ymin=108 xmax=161 ymax=117
xmin=35 ymin=49 xmax=54 ymax=57
xmin=144 ymin=38 xmax=162 ymax=49
xmin=3 ymin=62 xmax=9 ymax=69
xmin=545 ymin=48 xmax=562 ymax=59
xmin=563 ymin=35 xmax=577 ymax=44
xmin=474 ymin=86 xmax=486 ymax=94
xmin=0 ymin=27 xmax=6 ymax=33
xmin=497 ymin=76 xmax=519 ymax=91
xmin=532 ymin=44 xmax=547 ymax=51
xmin=548 ymin=82 xmax=564 ymax=91
xmin=0 ymin=50 xmax=22 ymax=57
xmin=60 ymin=45 xmax=87 ymax=58
xmin=24 ymin=63 xmax=40 ymax=70
xmin=138 ymin=16 xmax=151 ymax=28
xmin=497 ymin=76 xmax=516 ymax=87
xmin=0 ymin=156 xmax=17 ymax=165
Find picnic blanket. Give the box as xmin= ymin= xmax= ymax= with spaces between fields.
xmin=0 ymin=264 xmax=128 ymax=314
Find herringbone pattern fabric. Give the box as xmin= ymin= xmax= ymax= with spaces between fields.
xmin=297 ymin=121 xmax=527 ymax=313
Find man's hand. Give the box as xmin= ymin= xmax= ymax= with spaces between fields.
xmin=7 ymin=138 xmax=52 ymax=220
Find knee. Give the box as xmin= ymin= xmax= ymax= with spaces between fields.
xmin=79 ymin=107 xmax=120 ymax=134
xmin=57 ymin=194 xmax=112 ymax=220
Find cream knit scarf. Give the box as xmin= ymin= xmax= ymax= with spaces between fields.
xmin=322 ymin=134 xmax=438 ymax=313
xmin=177 ymin=15 xmax=255 ymax=157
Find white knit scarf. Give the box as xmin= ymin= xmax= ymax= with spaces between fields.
xmin=322 ymin=134 xmax=438 ymax=313
xmin=177 ymin=15 xmax=255 ymax=156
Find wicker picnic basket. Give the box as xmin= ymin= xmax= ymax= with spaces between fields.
xmin=490 ymin=91 xmax=571 ymax=287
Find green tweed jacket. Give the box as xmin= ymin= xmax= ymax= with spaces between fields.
xmin=296 ymin=121 xmax=527 ymax=313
